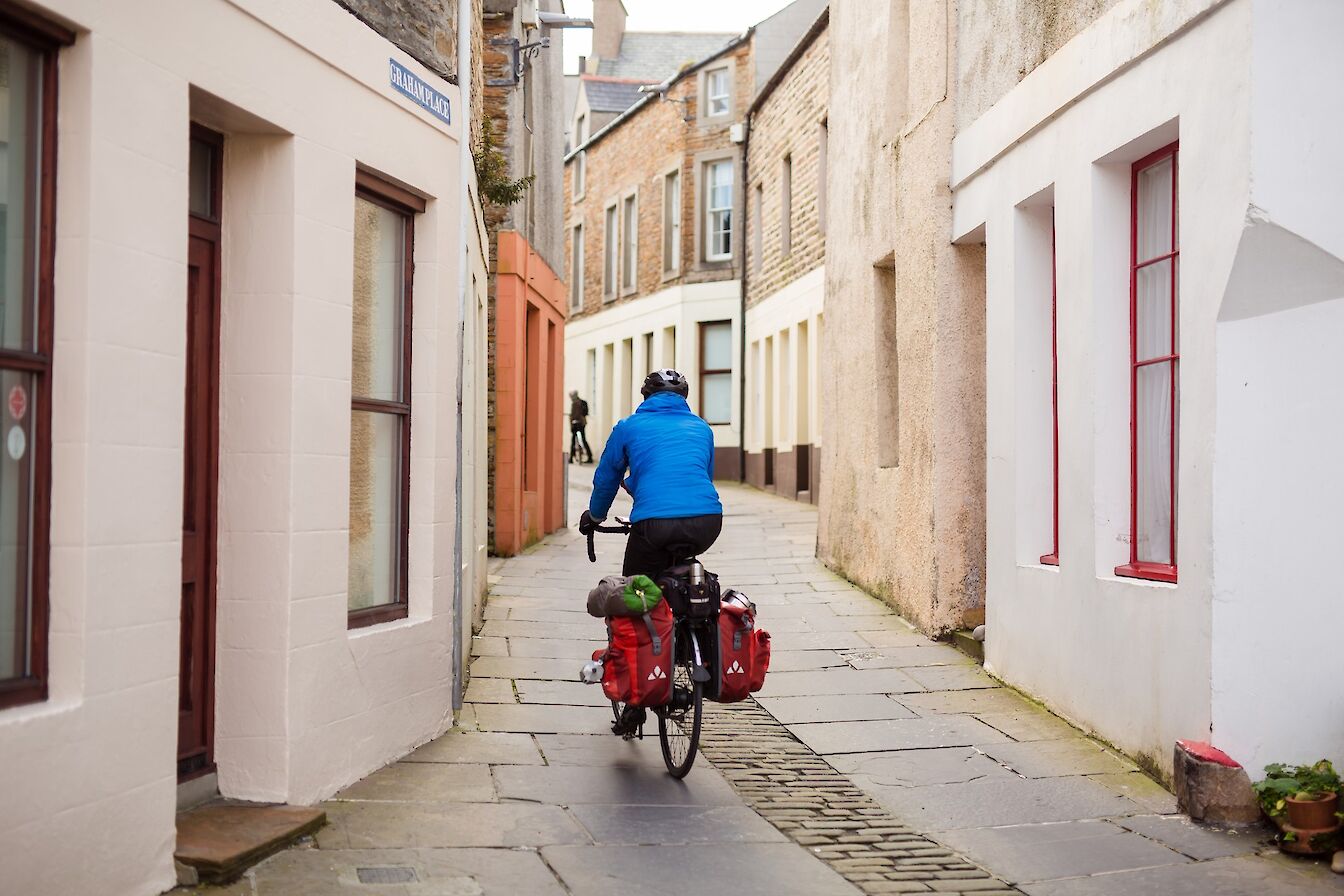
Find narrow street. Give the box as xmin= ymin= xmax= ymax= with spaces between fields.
xmin=190 ymin=471 xmax=1341 ymax=895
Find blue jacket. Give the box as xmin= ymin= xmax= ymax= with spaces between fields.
xmin=590 ymin=392 xmax=723 ymax=523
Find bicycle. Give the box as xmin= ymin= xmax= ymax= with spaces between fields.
xmin=585 ymin=518 xmax=716 ymax=778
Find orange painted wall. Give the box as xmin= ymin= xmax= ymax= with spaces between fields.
xmin=493 ymin=230 xmax=566 ymax=555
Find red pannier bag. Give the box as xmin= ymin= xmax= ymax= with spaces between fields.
xmin=714 ymin=591 xmax=771 ymax=703
xmin=594 ymin=600 xmax=674 ymax=708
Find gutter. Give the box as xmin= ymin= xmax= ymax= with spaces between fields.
xmin=738 ymin=115 xmax=750 ymax=484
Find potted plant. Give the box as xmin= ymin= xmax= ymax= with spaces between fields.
xmin=1253 ymin=760 xmax=1342 ymax=855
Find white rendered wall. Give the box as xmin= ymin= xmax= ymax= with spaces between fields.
xmin=564 ymin=280 xmax=741 ymax=460
xmin=745 ymin=265 xmax=824 ymax=455
xmin=1209 ymin=0 xmax=1344 ymax=777
xmin=0 ymin=1 xmax=466 ymax=893
xmin=953 ymin=0 xmax=1252 ymax=774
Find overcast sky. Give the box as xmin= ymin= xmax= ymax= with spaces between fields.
xmin=557 ymin=0 xmax=798 ymax=74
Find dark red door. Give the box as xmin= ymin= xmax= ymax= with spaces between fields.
xmin=179 ymin=128 xmax=222 ymax=780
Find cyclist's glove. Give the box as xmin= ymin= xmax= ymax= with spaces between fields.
xmin=579 ymin=510 xmax=602 ymax=536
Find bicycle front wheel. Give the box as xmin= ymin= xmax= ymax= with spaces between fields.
xmin=658 ymin=655 xmax=703 ymax=778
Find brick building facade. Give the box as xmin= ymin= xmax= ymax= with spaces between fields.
xmin=563 ymin=37 xmax=753 ymax=477
xmin=743 ymin=10 xmax=828 ymax=503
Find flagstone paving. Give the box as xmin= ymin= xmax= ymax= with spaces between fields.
xmin=182 ymin=470 xmax=1342 ymax=894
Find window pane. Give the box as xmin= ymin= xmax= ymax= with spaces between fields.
xmin=703 ymin=321 xmax=731 ymax=369
xmin=1136 ymin=361 xmax=1174 ymax=565
xmin=570 ymin=225 xmax=582 ymax=309
xmin=702 ymin=372 xmax=731 ymax=424
xmin=189 ymin=139 xmax=215 ymax=219
xmin=663 ymin=173 xmax=679 ymax=272
xmin=1136 ymin=258 xmax=1173 ymax=361
xmin=352 ymin=197 xmax=405 ymax=401
xmin=1136 ymin=156 xmax=1173 ymax=262
xmin=348 ymin=410 xmax=402 ymax=611
xmin=0 ymin=369 xmax=34 ymax=680
xmin=604 ymin=206 xmax=617 ymax=294
xmin=707 ymin=162 xmax=732 ymax=259
xmin=710 ymin=161 xmax=732 ymax=208
xmin=708 ymin=69 xmax=729 ymax=115
xmin=0 ymin=38 xmax=39 ymax=354
xmin=622 ymin=195 xmax=636 ymax=289
xmin=714 ymin=210 xmax=731 ymax=256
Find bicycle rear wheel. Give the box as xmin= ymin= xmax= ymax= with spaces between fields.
xmin=657 ymin=652 xmax=703 ymax=778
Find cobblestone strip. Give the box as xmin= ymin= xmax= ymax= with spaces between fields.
xmin=700 ymin=699 xmax=1018 ymax=896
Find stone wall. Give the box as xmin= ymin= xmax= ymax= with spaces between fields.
xmin=957 ymin=0 xmax=1121 ymax=128
xmin=819 ymin=0 xmax=986 ymax=637
xmin=745 ymin=22 xmax=828 ymax=308
xmin=334 ymin=0 xmax=459 ymax=80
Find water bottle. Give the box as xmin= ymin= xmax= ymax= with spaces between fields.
xmin=579 ymin=658 xmax=604 ymax=684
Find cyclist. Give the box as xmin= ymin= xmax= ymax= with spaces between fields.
xmin=579 ymin=369 xmax=723 ymax=579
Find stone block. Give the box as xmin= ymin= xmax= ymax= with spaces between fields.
xmin=1172 ymin=740 xmax=1261 ymax=825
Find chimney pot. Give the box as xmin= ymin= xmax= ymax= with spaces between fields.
xmin=592 ymin=0 xmax=627 ymax=61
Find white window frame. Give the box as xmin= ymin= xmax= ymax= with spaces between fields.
xmin=662 ymin=169 xmax=681 ymax=277
xmin=603 ymin=201 xmax=618 ymax=300
xmin=620 ymin=190 xmax=639 ymax=296
xmin=570 ymin=222 xmax=584 ymax=310
xmin=704 ymin=159 xmax=733 ymax=262
xmin=704 ymin=66 xmax=731 ymax=118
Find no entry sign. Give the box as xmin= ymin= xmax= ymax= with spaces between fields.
xmin=8 ymin=385 xmax=26 ymax=421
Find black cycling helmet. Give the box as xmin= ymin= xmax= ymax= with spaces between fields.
xmin=641 ymin=368 xmax=690 ymax=399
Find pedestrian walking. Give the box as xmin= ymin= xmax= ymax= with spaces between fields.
xmin=569 ymin=390 xmax=593 ymax=464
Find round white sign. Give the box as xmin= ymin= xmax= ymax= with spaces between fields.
xmin=7 ymin=425 xmax=25 ymax=461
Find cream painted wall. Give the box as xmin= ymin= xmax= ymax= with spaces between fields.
xmin=821 ymin=0 xmax=987 ymax=637
xmin=1209 ymin=0 xmax=1344 ymax=778
xmin=0 ymin=1 xmax=469 ymax=893
xmin=745 ymin=265 xmax=823 ymax=454
xmin=953 ymin=0 xmax=1256 ymax=776
xmin=564 ymin=279 xmax=741 ymax=461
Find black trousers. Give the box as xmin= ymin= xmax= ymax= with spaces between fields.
xmin=570 ymin=425 xmax=592 ymax=460
xmin=622 ymin=514 xmax=723 ymax=578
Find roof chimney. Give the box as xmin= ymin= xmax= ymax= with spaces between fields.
xmin=592 ymin=0 xmax=627 ymax=60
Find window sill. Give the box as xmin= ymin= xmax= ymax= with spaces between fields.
xmin=1114 ymin=562 xmax=1177 ymax=584
xmin=348 ymin=603 xmax=410 ymax=630
xmin=1039 ymin=553 xmax=1059 ymax=567
xmin=0 ymin=677 xmax=48 ymax=711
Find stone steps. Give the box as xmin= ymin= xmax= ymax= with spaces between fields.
xmin=175 ymin=801 xmax=326 ymax=885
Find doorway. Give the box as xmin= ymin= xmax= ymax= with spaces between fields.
xmin=179 ymin=125 xmax=222 ymax=781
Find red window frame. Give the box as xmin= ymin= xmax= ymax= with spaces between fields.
xmin=1116 ymin=142 xmax=1179 ymax=584
xmin=1040 ymin=211 xmax=1059 ymax=566
xmin=347 ymin=171 xmax=422 ymax=629
xmin=0 ymin=10 xmax=73 ymax=711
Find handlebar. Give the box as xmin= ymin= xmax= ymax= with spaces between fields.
xmin=585 ymin=517 xmax=631 ymax=562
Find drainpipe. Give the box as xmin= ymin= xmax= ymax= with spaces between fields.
xmin=736 ymin=117 xmax=750 ymax=483
xmin=451 ymin=0 xmax=474 ymax=713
